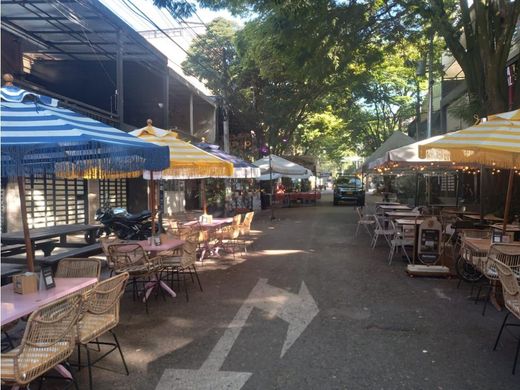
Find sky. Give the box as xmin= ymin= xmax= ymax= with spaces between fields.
xmin=100 ymin=0 xmax=243 ymax=94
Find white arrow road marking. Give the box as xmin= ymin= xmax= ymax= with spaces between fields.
xmin=155 ymin=278 xmax=319 ymax=390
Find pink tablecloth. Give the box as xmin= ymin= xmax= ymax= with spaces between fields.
xmin=183 ymin=218 xmax=232 ymax=228
xmin=138 ymin=238 xmax=185 ymax=253
xmin=1 ymin=277 xmax=97 ymax=326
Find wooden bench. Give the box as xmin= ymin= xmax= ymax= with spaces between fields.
xmin=36 ymin=243 xmax=102 ymax=268
xmin=1 ymin=239 xmax=60 ymax=257
xmin=1 ymin=244 xmax=26 ymax=257
xmin=1 ymin=264 xmax=26 ymax=286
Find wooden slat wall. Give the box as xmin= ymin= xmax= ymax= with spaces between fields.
xmin=99 ymin=179 xmax=127 ymax=208
xmin=25 ymin=175 xmax=87 ymax=229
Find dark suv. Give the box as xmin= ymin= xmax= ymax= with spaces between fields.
xmin=333 ymin=176 xmax=365 ymax=206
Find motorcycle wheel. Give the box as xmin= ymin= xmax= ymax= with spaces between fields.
xmin=455 ymin=256 xmax=483 ymax=283
xmin=84 ymin=227 xmax=104 ymax=244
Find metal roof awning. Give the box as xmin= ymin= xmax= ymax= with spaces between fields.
xmin=1 ymin=0 xmax=167 ymax=70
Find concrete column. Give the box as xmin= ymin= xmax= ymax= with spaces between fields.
xmin=6 ymin=180 xmax=22 ymax=232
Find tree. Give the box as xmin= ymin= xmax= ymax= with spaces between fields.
xmin=403 ymin=0 xmax=520 ymax=116
xmin=157 ymin=0 xmax=438 ymax=157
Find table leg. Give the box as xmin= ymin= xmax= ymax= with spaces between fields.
xmin=55 ymin=363 xmax=73 ymax=380
xmin=143 ymin=274 xmax=176 ymax=302
xmin=490 ymin=284 xmax=502 ymax=312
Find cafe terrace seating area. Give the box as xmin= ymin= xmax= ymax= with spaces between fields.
xmin=355 ymin=197 xmax=520 ymax=374
xmin=1 ymin=211 xmax=256 ymax=389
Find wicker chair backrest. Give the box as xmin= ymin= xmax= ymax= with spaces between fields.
xmin=24 ymin=293 xmax=82 ymax=348
xmin=484 ymin=244 xmax=520 ymax=281
xmin=240 ymin=212 xmax=254 ymax=234
xmin=55 ymin=258 xmax=101 ymax=279
xmin=107 ymin=243 xmax=148 ymax=271
xmin=84 ymin=272 xmax=129 ymax=318
xmin=9 ymin=293 xmax=82 ymax=384
xmin=180 ymin=238 xmax=198 ymax=268
xmin=99 ymin=237 xmax=123 ymax=269
xmin=494 ymin=260 xmax=520 ymax=316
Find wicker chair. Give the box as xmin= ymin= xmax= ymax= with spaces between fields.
xmin=1 ymin=320 xmax=18 ymax=352
xmin=214 ymin=214 xmax=242 ymax=257
xmin=480 ymin=243 xmax=520 ymax=316
xmin=492 ymin=259 xmax=520 ymax=374
xmin=100 ymin=236 xmax=124 ymax=276
xmin=1 ymin=294 xmax=82 ymax=387
xmin=76 ymin=272 xmax=129 ymax=390
xmin=455 ymin=229 xmax=490 ymax=288
xmin=107 ymin=243 xmax=163 ymax=313
xmin=55 ymin=258 xmax=101 ymax=279
xmin=238 ymin=212 xmax=254 ymax=253
xmin=355 ymin=207 xmax=375 ymax=238
xmin=160 ymin=234 xmax=202 ymax=301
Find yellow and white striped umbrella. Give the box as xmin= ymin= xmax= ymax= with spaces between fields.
xmin=130 ymin=123 xmax=234 ymax=179
xmin=418 ymin=109 xmax=520 ymax=169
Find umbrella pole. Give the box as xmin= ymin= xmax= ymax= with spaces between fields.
xmin=502 ymin=169 xmax=514 ymax=233
xmin=479 ymin=165 xmax=484 ymax=222
xmin=150 ymin=172 xmax=156 ymax=236
xmin=201 ymin=180 xmax=207 ymax=214
xmin=17 ymin=177 xmax=35 ymax=272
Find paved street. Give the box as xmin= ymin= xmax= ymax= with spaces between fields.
xmin=91 ymin=193 xmax=519 ymax=389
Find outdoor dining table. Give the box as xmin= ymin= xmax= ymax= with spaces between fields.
xmin=183 ymin=218 xmax=233 ymax=261
xmin=385 ymin=211 xmax=422 ymax=219
xmin=1 ymin=277 xmax=98 ymax=326
xmin=1 ymin=223 xmax=102 ymax=257
xmin=137 ymin=238 xmax=185 ymax=301
xmin=183 ymin=217 xmax=233 ymax=229
xmin=395 ymin=218 xmax=425 ymax=262
xmin=462 ymin=236 xmax=492 ymax=253
xmin=465 ymin=214 xmax=504 ymax=222
xmin=375 ymin=201 xmax=401 ymax=206
xmin=378 ymin=204 xmax=412 ymax=211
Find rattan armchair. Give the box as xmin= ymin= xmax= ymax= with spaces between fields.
xmin=480 ymin=243 xmax=520 ymax=316
xmin=455 ymin=229 xmax=490 ymax=288
xmin=214 ymin=214 xmax=242 ymax=258
xmin=1 ymin=294 xmax=82 ymax=387
xmin=107 ymin=243 xmax=163 ymax=313
xmin=239 ymin=211 xmax=254 ymax=235
xmin=492 ymin=259 xmax=520 ymax=374
xmin=238 ymin=212 xmax=254 ymax=253
xmin=160 ymin=234 xmax=202 ymax=301
xmin=76 ymin=272 xmax=129 ymax=390
xmin=100 ymin=236 xmax=124 ymax=276
xmin=55 ymin=258 xmax=101 ymax=279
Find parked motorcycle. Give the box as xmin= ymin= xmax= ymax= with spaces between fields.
xmin=93 ymin=204 xmax=162 ymax=240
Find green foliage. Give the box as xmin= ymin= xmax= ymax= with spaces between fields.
xmin=157 ymin=0 xmax=454 ymax=162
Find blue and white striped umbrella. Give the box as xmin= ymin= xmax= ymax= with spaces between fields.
xmin=196 ymin=142 xmax=261 ymax=178
xmin=1 ymin=85 xmax=170 ymax=178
